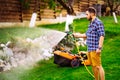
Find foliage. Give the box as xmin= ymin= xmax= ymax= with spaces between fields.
xmin=55 ymin=24 xmax=75 ymax=50
xmin=19 ymin=0 xmax=31 ymax=10
xmin=48 ymin=0 xmax=56 ymax=9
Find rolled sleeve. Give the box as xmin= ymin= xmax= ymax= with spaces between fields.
xmin=96 ymin=22 xmax=105 ymax=37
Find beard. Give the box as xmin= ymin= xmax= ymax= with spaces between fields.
xmin=88 ymin=15 xmax=92 ymax=21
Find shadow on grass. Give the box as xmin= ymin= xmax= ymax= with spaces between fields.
xmin=105 ymin=30 xmax=119 ymax=39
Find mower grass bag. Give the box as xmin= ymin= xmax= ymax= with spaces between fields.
xmin=53 ymin=50 xmax=86 ymax=67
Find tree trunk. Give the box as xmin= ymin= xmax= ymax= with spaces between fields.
xmin=107 ymin=0 xmax=114 ymax=15
xmin=57 ymin=0 xmax=75 ymax=15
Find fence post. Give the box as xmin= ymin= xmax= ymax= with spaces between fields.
xmin=113 ymin=12 xmax=118 ymax=23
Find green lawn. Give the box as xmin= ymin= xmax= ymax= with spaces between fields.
xmin=0 ymin=16 xmax=120 ymax=80
xmin=0 ymin=27 xmax=48 ymax=43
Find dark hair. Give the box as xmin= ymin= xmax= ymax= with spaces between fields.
xmin=86 ymin=7 xmax=96 ymax=14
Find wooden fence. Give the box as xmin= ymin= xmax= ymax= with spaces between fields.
xmin=0 ymin=0 xmax=22 ymax=22
xmin=0 ymin=0 xmax=97 ymax=22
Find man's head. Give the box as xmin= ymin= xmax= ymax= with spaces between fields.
xmin=86 ymin=7 xmax=96 ymax=21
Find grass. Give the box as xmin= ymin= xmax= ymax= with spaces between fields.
xmin=0 ymin=27 xmax=43 ymax=43
xmin=0 ymin=16 xmax=120 ymax=80
xmin=0 ymin=27 xmax=54 ymax=43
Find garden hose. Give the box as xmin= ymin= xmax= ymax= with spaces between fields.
xmin=71 ymin=26 xmax=95 ymax=78
xmin=83 ymin=61 xmax=95 ymax=78
xmin=67 ymin=24 xmax=94 ymax=78
xmin=73 ymin=38 xmax=95 ymax=78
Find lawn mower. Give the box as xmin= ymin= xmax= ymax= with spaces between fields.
xmin=54 ymin=49 xmax=90 ymax=68
xmin=53 ymin=30 xmax=90 ymax=68
xmin=53 ymin=24 xmax=94 ymax=78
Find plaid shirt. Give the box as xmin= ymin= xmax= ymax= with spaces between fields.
xmin=86 ymin=18 xmax=105 ymax=52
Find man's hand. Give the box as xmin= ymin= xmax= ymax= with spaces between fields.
xmin=73 ymin=33 xmax=87 ymax=38
xmin=96 ymin=48 xmax=101 ymax=54
xmin=73 ymin=33 xmax=81 ymax=38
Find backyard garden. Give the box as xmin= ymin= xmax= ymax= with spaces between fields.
xmin=0 ymin=16 xmax=120 ymax=80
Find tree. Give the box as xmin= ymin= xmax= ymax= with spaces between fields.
xmin=56 ymin=0 xmax=75 ymax=15
xmin=104 ymin=0 xmax=120 ymax=15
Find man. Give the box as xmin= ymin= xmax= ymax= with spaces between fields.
xmin=73 ymin=7 xmax=105 ymax=80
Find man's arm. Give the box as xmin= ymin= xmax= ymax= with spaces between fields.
xmin=99 ymin=36 xmax=104 ymax=48
xmin=96 ymin=36 xmax=104 ymax=53
xmin=73 ymin=33 xmax=87 ymax=38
